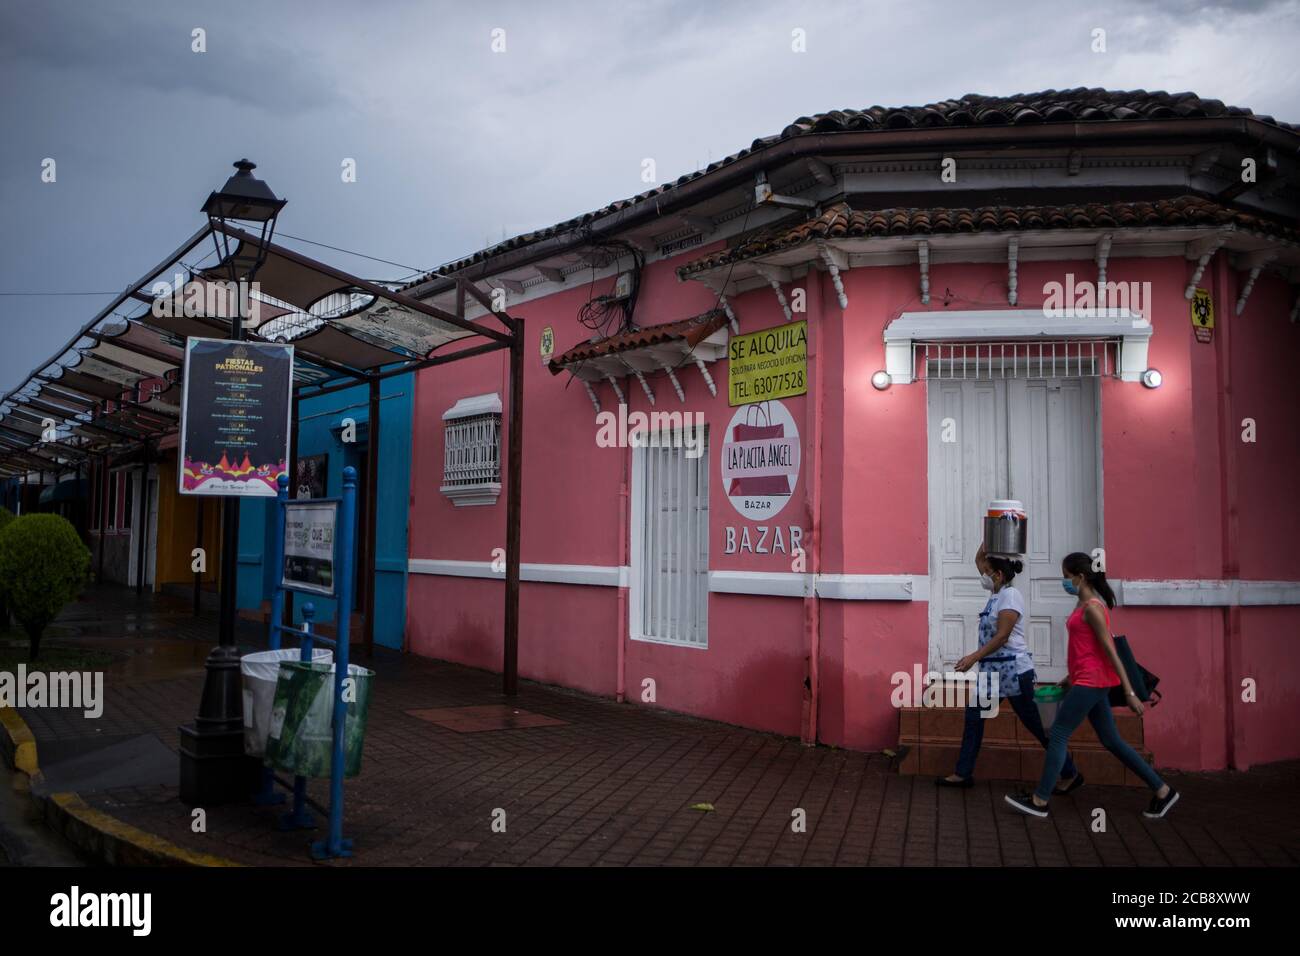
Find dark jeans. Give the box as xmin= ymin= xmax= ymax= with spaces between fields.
xmin=955 ymin=670 xmax=1078 ymax=781
xmin=1034 ymin=684 xmax=1166 ymax=800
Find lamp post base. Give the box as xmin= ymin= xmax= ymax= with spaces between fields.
xmin=178 ymin=724 xmax=261 ymax=805
xmin=178 ymin=644 xmax=260 ymax=805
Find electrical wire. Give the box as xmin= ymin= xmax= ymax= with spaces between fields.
xmin=574 ymin=230 xmax=644 ymax=339
xmin=274 ymin=231 xmax=432 ymax=281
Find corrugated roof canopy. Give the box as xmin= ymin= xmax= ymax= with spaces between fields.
xmin=0 ymin=220 xmax=519 ymax=476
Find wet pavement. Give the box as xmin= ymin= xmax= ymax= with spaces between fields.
xmin=6 ymin=585 xmax=1300 ymax=867
xmin=0 ymin=761 xmax=83 ymax=867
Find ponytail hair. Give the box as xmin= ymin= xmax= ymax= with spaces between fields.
xmin=1062 ymin=551 xmax=1116 ymax=608
xmin=987 ymin=555 xmax=1023 ymax=583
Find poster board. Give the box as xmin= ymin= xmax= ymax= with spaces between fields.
xmin=282 ymin=500 xmax=338 ymax=596
xmin=179 ymin=337 xmax=293 ymax=496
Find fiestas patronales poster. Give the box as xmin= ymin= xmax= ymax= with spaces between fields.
xmin=179 ymin=338 xmax=293 ymax=496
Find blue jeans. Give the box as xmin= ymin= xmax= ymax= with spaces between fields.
xmin=955 ymin=670 xmax=1077 ymax=781
xmin=1034 ymin=684 xmax=1166 ymax=800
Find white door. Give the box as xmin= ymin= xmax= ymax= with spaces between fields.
xmin=927 ymin=376 xmax=1100 ymax=681
xmin=629 ymin=431 xmax=710 ymax=648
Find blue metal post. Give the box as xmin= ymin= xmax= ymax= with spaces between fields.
xmin=298 ymin=602 xmax=316 ymax=662
xmin=254 ymin=474 xmax=292 ymax=807
xmin=313 ymin=466 xmax=355 ymax=859
xmin=280 ymin=602 xmax=317 ymax=830
xmin=268 ymin=474 xmax=289 ymax=651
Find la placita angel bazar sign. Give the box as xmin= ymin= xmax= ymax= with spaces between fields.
xmin=720 ymin=399 xmax=804 ymax=557
xmin=728 ymin=320 xmax=807 ymax=406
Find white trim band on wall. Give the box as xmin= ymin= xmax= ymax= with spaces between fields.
xmin=1117 ymin=579 xmax=1300 ymax=607
xmin=408 ymin=560 xmax=927 ymax=601
xmin=407 ymin=561 xmax=1300 ymax=607
xmin=408 ymin=558 xmax=629 ymax=588
xmin=707 ymin=571 xmax=929 ymax=601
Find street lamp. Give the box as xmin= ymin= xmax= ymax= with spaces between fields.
xmin=202 ymin=159 xmax=287 ymax=295
xmin=179 ymin=160 xmax=286 ymax=804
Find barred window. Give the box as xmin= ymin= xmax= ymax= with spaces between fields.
xmin=440 ymin=394 xmax=502 ymax=507
xmin=444 ymin=413 xmax=501 ymax=486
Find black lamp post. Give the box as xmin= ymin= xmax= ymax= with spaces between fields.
xmin=179 ymin=159 xmax=286 ymax=805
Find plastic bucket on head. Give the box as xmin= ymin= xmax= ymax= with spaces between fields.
xmin=987 ymin=499 xmax=1026 ymax=519
xmin=241 ymin=648 xmax=332 ymax=756
xmin=984 ymin=499 xmax=1027 ymax=556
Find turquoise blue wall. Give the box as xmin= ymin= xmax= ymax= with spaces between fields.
xmin=237 ymin=373 xmax=412 ymax=650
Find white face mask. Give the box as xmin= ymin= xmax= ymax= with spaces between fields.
xmin=980 ymin=574 xmax=995 ymax=591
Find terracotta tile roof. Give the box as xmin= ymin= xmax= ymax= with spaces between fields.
xmin=404 ymin=90 xmax=1296 ymax=288
xmin=548 ymin=310 xmax=727 ymax=372
xmin=774 ymin=89 xmax=1296 ymax=139
xmin=676 ymin=196 xmax=1300 ymax=276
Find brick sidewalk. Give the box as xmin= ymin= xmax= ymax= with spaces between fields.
xmin=13 ymin=586 xmax=1300 ymax=866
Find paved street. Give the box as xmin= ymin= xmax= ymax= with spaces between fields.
xmin=0 ymin=760 xmax=83 ymax=867
xmin=8 ymin=586 xmax=1300 ymax=866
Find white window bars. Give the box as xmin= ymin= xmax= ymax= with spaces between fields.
xmin=442 ymin=413 xmax=501 ymax=487
xmin=912 ymin=339 xmax=1121 ymax=381
xmin=440 ymin=392 xmax=503 ymax=506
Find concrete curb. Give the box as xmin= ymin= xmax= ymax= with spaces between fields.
xmin=1 ymin=705 xmax=239 ymax=867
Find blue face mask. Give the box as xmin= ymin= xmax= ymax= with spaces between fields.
xmin=1062 ymin=578 xmax=1079 ymax=596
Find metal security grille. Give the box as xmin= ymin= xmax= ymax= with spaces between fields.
xmin=442 ymin=413 xmax=501 ymax=487
xmin=914 ymin=339 xmax=1121 ymax=381
xmin=637 ymin=432 xmax=709 ymax=648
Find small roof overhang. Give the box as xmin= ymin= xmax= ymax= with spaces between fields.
xmin=548 ymin=310 xmax=729 ymax=382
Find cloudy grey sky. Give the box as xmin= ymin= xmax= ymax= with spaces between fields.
xmin=1 ymin=0 xmax=1298 ymax=388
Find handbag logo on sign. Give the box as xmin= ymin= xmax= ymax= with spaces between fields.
xmin=721 ymin=399 xmax=800 ymax=520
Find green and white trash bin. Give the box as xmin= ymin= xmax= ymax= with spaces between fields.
xmin=264 ymin=660 xmax=374 ymax=778
xmin=1034 ymin=684 xmax=1066 ymax=730
xmin=241 ymin=648 xmax=333 ymax=757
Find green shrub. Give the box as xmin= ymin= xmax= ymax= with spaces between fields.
xmin=0 ymin=513 xmax=90 ymax=660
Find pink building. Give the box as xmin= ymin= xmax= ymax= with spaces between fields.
xmin=399 ymin=90 xmax=1300 ymax=772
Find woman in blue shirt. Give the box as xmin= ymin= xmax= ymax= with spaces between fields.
xmin=936 ymin=544 xmax=1082 ymax=791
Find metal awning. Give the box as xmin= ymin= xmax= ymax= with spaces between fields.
xmin=1 ymin=205 xmax=528 ymax=698
xmin=0 ymin=220 xmax=519 ymax=468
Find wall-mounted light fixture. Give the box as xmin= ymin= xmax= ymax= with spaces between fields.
xmin=871 ymin=370 xmax=891 ymax=391
xmin=1141 ymin=368 xmax=1163 ymax=389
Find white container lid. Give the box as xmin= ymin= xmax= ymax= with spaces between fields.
xmin=987 ymin=498 xmax=1025 ymax=513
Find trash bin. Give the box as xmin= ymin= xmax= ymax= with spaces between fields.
xmin=241 ymin=648 xmax=332 ymax=756
xmin=1034 ymin=684 xmax=1066 ymax=730
xmin=264 ymin=660 xmax=374 ymax=778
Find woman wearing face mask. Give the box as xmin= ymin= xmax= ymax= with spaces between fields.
xmin=1005 ymin=552 xmax=1178 ymax=819
xmin=936 ymin=543 xmax=1081 ymax=790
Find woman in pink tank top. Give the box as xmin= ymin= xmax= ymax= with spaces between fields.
xmin=1005 ymin=552 xmax=1179 ymax=821
xmin=1066 ymin=594 xmax=1121 ymax=688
